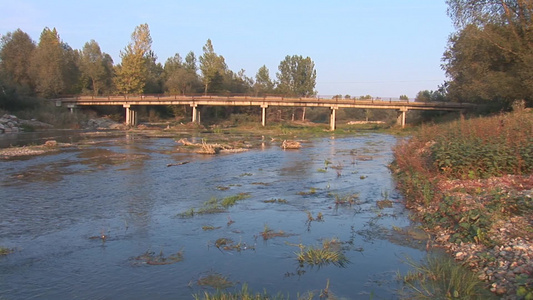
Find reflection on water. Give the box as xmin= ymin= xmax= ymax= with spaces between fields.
xmin=0 ymin=132 xmax=426 ymax=299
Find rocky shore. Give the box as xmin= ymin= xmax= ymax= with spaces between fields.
xmin=423 ymin=175 xmax=533 ymax=299
xmin=0 ymin=114 xmax=53 ymax=133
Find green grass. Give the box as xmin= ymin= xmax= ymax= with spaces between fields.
xmin=132 ymin=249 xmax=184 ymax=265
xmin=178 ymin=193 xmax=251 ymax=217
xmin=193 ymin=284 xmax=287 ymax=300
xmin=220 ymin=193 xmax=251 ymax=207
xmin=398 ymin=255 xmax=497 ymax=299
xmin=0 ymin=246 xmax=13 ymax=256
xmin=197 ymin=272 xmax=235 ymax=290
xmin=295 ymin=238 xmax=349 ymax=268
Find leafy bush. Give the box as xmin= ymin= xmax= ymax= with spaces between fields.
xmin=430 ymin=113 xmax=533 ymax=179
xmin=392 ymin=110 xmax=533 ymax=245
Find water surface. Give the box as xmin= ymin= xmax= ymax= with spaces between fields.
xmin=0 ymin=132 xmax=426 ymax=299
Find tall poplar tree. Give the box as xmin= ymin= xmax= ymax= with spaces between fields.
xmin=114 ymin=23 xmax=153 ymax=94
xmin=199 ymin=39 xmax=227 ymax=94
xmin=30 ymin=27 xmax=68 ymax=97
xmin=80 ymin=40 xmax=113 ymax=95
xmin=0 ymin=29 xmax=36 ymax=94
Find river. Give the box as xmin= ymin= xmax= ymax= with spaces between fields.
xmin=0 ymin=131 xmax=427 ymax=299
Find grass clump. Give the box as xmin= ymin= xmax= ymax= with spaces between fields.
xmin=193 ymin=284 xmax=287 ymax=300
xmin=178 ymin=193 xmax=251 ymax=217
xmin=398 ymin=255 xmax=496 ymax=299
xmin=220 ymin=193 xmax=251 ymax=207
xmin=132 ymin=249 xmax=184 ymax=265
xmin=197 ymin=272 xmax=235 ymax=290
xmin=0 ymin=246 xmax=13 ymax=256
xmin=298 ymin=187 xmax=317 ymax=196
xmin=202 ymin=225 xmax=221 ymax=231
xmin=295 ymin=238 xmax=349 ymax=268
xmin=332 ymin=193 xmax=359 ymax=206
xmin=213 ymin=238 xmax=254 ymax=252
xmin=262 ymin=198 xmax=288 ymax=204
xmin=260 ymin=224 xmax=293 ymax=240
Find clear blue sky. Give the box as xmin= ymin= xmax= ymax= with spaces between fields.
xmin=1 ymin=0 xmax=454 ymax=99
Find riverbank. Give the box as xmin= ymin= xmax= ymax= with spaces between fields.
xmin=392 ymin=108 xmax=533 ymax=299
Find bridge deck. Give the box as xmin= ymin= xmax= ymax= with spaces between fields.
xmin=54 ymin=95 xmax=475 ymax=129
xmin=56 ymin=95 xmax=473 ymax=111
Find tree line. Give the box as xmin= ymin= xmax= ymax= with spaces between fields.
xmin=441 ymin=0 xmax=532 ymax=108
xmin=0 ymin=24 xmax=317 ymax=108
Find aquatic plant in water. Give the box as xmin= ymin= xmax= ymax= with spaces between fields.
xmin=197 ymin=272 xmax=235 ymax=290
xmin=260 ymin=224 xmax=293 ymax=240
xmin=294 ymin=238 xmax=349 ymax=268
xmin=0 ymin=246 xmax=13 ymax=256
xmin=178 ymin=193 xmax=251 ymax=217
xmin=193 ymin=284 xmax=288 ymax=300
xmin=213 ymin=238 xmax=254 ymax=252
xmin=132 ymin=249 xmax=184 ymax=266
xmin=262 ymin=198 xmax=288 ymax=204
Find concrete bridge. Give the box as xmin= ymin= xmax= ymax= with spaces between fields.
xmin=54 ymin=95 xmax=475 ymax=130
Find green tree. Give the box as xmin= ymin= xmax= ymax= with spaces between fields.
xmin=415 ymin=90 xmax=448 ymax=102
xmin=79 ymin=40 xmax=114 ymax=95
xmin=276 ymin=55 xmax=316 ymax=97
xmin=61 ymin=43 xmax=81 ymax=95
xmin=399 ymin=95 xmax=409 ymax=100
xmin=144 ymin=50 xmax=164 ymax=94
xmin=0 ymin=29 xmax=35 ymax=94
xmin=254 ymin=65 xmax=274 ymax=96
xmin=199 ymin=39 xmax=227 ymax=94
xmin=30 ymin=27 xmax=73 ymax=97
xmin=114 ymin=23 xmax=153 ymax=94
xmin=184 ymin=51 xmax=197 ymax=72
xmin=444 ymin=0 xmax=533 ymax=105
xmin=164 ymin=53 xmax=200 ymax=94
xmin=223 ymin=69 xmax=253 ymax=94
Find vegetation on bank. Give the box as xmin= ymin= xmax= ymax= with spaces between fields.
xmin=392 ymin=104 xmax=533 ymax=298
xmin=398 ymin=254 xmax=496 ymax=299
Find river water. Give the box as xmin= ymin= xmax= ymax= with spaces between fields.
xmin=0 ymin=131 xmax=426 ymax=299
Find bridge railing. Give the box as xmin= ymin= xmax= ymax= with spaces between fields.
xmin=57 ymin=93 xmax=475 ymax=109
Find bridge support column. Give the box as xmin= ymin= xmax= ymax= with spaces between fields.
xmin=124 ymin=105 xmax=137 ymax=126
xmin=329 ymin=106 xmax=338 ymax=131
xmin=397 ymin=107 xmax=408 ymax=128
xmin=67 ymin=104 xmax=77 ymax=114
xmin=191 ymin=104 xmax=199 ymax=123
xmin=261 ymin=105 xmax=268 ymax=127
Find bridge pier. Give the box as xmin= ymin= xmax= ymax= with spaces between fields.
xmin=191 ymin=104 xmax=200 ymax=123
xmin=330 ymin=106 xmax=338 ymax=131
xmin=67 ymin=104 xmax=77 ymax=114
xmin=397 ymin=107 xmax=408 ymax=128
xmin=124 ymin=105 xmax=137 ymax=126
xmin=261 ymin=105 xmax=268 ymax=126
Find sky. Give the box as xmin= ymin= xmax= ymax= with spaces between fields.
xmin=0 ymin=0 xmax=455 ymax=99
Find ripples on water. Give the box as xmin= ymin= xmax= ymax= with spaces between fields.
xmin=0 ymin=132 xmax=426 ymax=299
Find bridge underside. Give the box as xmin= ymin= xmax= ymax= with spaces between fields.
xmin=55 ymin=96 xmax=471 ymax=129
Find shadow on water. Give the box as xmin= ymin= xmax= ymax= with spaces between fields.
xmin=0 ymin=132 xmax=429 ymax=299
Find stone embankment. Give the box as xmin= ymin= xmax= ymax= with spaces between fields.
xmin=0 ymin=114 xmax=53 ymax=133
xmin=430 ymin=175 xmax=533 ymax=299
